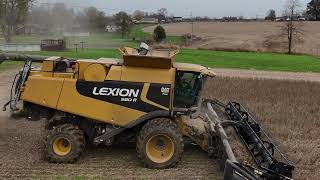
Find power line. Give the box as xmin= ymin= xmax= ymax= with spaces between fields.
xmin=191 ymin=12 xmax=194 ymax=41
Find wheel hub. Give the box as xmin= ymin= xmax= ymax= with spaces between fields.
xmin=146 ymin=134 xmax=174 ymax=163
xmin=155 ymin=138 xmax=166 ymax=150
xmin=53 ymin=137 xmax=71 ymax=156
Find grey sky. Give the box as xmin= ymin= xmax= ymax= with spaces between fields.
xmin=38 ymin=0 xmax=310 ymax=18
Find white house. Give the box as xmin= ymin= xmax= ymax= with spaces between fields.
xmin=105 ymin=25 xmax=119 ymax=32
xmin=138 ymin=18 xmax=158 ymax=24
xmin=173 ymin=17 xmax=183 ymax=22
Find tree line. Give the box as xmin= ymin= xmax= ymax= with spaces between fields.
xmin=0 ymin=0 xmax=34 ymax=42
xmin=0 ymin=1 xmax=174 ymax=43
xmin=265 ymin=0 xmax=320 ymax=21
xmin=29 ymin=3 xmax=131 ymax=34
xmin=0 ymin=1 xmax=135 ymax=42
xmin=307 ymin=0 xmax=320 ymax=20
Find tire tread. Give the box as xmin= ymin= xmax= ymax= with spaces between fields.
xmin=136 ymin=118 xmax=184 ymax=169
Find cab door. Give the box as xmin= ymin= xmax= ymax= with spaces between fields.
xmin=174 ymin=71 xmax=203 ymax=108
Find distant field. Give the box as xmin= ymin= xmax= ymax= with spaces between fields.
xmin=25 ymin=48 xmax=320 ymax=73
xmin=130 ymin=24 xmax=182 ymax=44
xmin=143 ymin=22 xmax=320 ymax=56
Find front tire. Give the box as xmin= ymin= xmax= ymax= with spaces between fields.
xmin=45 ymin=124 xmax=85 ymax=163
xmin=136 ymin=118 xmax=184 ymax=169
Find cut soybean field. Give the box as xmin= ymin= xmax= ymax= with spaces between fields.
xmin=0 ymin=69 xmax=318 ymax=179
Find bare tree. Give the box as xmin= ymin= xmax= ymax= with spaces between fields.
xmin=132 ymin=10 xmax=144 ymax=21
xmin=82 ymin=7 xmax=106 ymax=32
xmin=282 ymin=0 xmax=304 ymax=54
xmin=156 ymin=8 xmax=168 ymax=21
xmin=157 ymin=8 xmax=168 ymax=17
xmin=265 ymin=9 xmax=276 ymax=21
xmin=114 ymin=11 xmax=132 ymax=38
xmin=29 ymin=4 xmax=53 ymax=30
xmin=51 ymin=3 xmax=74 ymax=31
xmin=0 ymin=0 xmax=33 ymax=43
xmin=306 ymin=0 xmax=320 ymax=20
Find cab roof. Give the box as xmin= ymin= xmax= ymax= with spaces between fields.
xmin=173 ymin=63 xmax=216 ymax=77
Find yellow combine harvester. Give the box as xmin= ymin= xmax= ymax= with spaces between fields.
xmin=1 ymin=44 xmax=294 ymax=179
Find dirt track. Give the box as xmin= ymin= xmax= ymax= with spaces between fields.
xmin=0 ymin=70 xmax=222 ymax=179
xmin=212 ymin=68 xmax=320 ymax=82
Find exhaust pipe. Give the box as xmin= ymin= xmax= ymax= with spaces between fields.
xmin=0 ymin=53 xmax=76 ymax=63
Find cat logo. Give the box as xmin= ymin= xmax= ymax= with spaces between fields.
xmin=161 ymin=87 xmax=170 ymax=96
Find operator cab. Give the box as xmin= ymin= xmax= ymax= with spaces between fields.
xmin=174 ymin=71 xmax=204 ymax=108
xmin=173 ymin=63 xmax=215 ymax=108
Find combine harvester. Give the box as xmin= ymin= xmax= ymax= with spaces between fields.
xmin=1 ymin=44 xmax=294 ymax=179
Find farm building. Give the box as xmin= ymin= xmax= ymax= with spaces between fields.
xmin=105 ymin=25 xmax=119 ymax=32
xmin=173 ymin=17 xmax=183 ymax=22
xmin=40 ymin=39 xmax=66 ymax=51
xmin=138 ymin=18 xmax=158 ymax=24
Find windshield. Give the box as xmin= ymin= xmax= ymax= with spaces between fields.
xmin=174 ymin=71 xmax=204 ymax=108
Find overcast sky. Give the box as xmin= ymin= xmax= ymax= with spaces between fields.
xmin=38 ymin=0 xmax=310 ymax=18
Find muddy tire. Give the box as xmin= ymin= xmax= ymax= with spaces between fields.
xmin=136 ymin=118 xmax=184 ymax=169
xmin=45 ymin=124 xmax=85 ymax=163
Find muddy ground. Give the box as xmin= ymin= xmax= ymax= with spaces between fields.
xmin=1 ymin=68 xmax=319 ymax=179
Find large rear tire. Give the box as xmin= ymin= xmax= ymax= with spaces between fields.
xmin=45 ymin=124 xmax=85 ymax=163
xmin=136 ymin=118 xmax=184 ymax=169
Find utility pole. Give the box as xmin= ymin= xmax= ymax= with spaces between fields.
xmin=74 ymin=43 xmax=79 ymax=52
xmin=80 ymin=41 xmax=86 ymax=51
xmin=190 ymin=12 xmax=194 ymax=42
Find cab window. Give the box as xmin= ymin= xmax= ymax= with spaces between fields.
xmin=174 ymin=71 xmax=203 ymax=108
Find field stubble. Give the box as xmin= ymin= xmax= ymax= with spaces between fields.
xmin=204 ymin=77 xmax=320 ymax=180
xmin=0 ymin=69 xmax=319 ymax=179
xmin=143 ymin=22 xmax=320 ymax=56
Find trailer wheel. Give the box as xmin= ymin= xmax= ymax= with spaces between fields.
xmin=137 ymin=118 xmax=184 ymax=169
xmin=45 ymin=124 xmax=85 ymax=163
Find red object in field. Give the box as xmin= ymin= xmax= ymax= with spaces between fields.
xmin=41 ymin=39 xmax=66 ymax=51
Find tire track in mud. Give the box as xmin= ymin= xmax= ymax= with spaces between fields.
xmin=0 ymin=70 xmax=223 ymax=179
